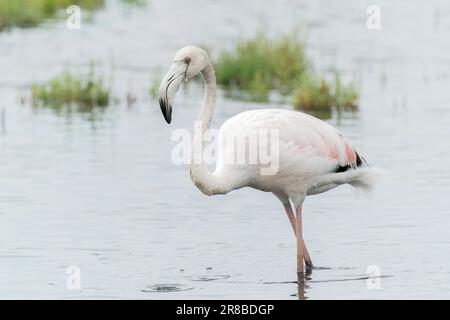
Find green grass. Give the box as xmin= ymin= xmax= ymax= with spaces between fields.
xmin=332 ymin=72 xmax=359 ymax=110
xmin=121 ymin=0 xmax=147 ymax=7
xmin=215 ymin=32 xmax=308 ymax=101
xmin=214 ymin=33 xmax=359 ymax=116
xmin=0 ymin=0 xmax=105 ymax=31
xmin=292 ymin=72 xmax=358 ymax=115
xmin=31 ymin=67 xmax=110 ymax=113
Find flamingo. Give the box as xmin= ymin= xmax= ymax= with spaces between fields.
xmin=158 ymin=46 xmax=379 ymax=275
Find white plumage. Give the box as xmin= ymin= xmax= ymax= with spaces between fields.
xmin=158 ymin=46 xmax=379 ymax=275
xmin=215 ymin=109 xmax=366 ymax=195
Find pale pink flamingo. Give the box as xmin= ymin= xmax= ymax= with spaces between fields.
xmin=158 ymin=46 xmax=379 ymax=275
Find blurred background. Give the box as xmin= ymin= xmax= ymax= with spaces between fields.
xmin=0 ymin=0 xmax=449 ymax=299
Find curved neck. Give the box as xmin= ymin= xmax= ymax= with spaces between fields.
xmin=189 ymin=60 xmax=227 ymax=195
xmin=197 ymin=61 xmax=216 ymax=131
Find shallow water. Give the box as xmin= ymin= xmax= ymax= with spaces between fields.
xmin=1 ymin=0 xmax=450 ymax=299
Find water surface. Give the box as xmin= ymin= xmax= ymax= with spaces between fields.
xmin=0 ymin=0 xmax=449 ymax=299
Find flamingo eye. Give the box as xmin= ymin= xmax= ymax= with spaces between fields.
xmin=184 ymin=57 xmax=191 ymax=64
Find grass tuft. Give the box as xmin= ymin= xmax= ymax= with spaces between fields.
xmin=121 ymin=0 xmax=147 ymax=7
xmin=0 ymin=0 xmax=105 ymax=31
xmin=215 ymin=32 xmax=308 ymax=101
xmin=31 ymin=66 xmax=110 ymax=113
xmin=292 ymin=72 xmax=358 ymax=114
xmin=214 ymin=33 xmax=359 ymax=116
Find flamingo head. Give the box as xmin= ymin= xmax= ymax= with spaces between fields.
xmin=158 ymin=46 xmax=209 ymax=124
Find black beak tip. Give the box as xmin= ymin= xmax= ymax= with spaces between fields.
xmin=159 ymin=98 xmax=172 ymax=124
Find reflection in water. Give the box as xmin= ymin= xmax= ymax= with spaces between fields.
xmin=297 ymin=269 xmax=312 ymax=300
xmin=295 ymin=269 xmax=391 ymax=299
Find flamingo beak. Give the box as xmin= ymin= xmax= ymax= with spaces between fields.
xmin=158 ymin=63 xmax=186 ymax=124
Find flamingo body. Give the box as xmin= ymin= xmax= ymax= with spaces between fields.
xmin=158 ymin=45 xmax=379 ymax=275
xmin=214 ymin=108 xmax=364 ymax=199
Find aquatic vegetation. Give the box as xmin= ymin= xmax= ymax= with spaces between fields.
xmin=215 ymin=33 xmax=308 ymax=100
xmin=292 ymin=72 xmax=358 ymax=116
xmin=214 ymin=33 xmax=359 ymax=116
xmin=31 ymin=67 xmax=110 ymax=113
xmin=0 ymin=0 xmax=148 ymax=31
xmin=0 ymin=0 xmax=105 ymax=31
xmin=332 ymin=73 xmax=359 ymax=110
xmin=292 ymin=73 xmax=333 ymax=113
xmin=121 ymin=0 xmax=147 ymax=7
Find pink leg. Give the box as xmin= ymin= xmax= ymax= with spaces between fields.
xmin=296 ymin=206 xmax=304 ymax=274
xmin=283 ymin=203 xmax=313 ymax=269
xmin=283 ymin=204 xmax=297 ymax=236
xmin=302 ymin=238 xmax=313 ymax=270
xmin=296 ymin=206 xmax=313 ymax=273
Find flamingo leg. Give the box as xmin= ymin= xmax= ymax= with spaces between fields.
xmin=302 ymin=238 xmax=313 ymax=270
xmin=283 ymin=204 xmax=297 ymax=236
xmin=295 ymin=205 xmax=313 ymax=273
xmin=283 ymin=203 xmax=313 ymax=270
